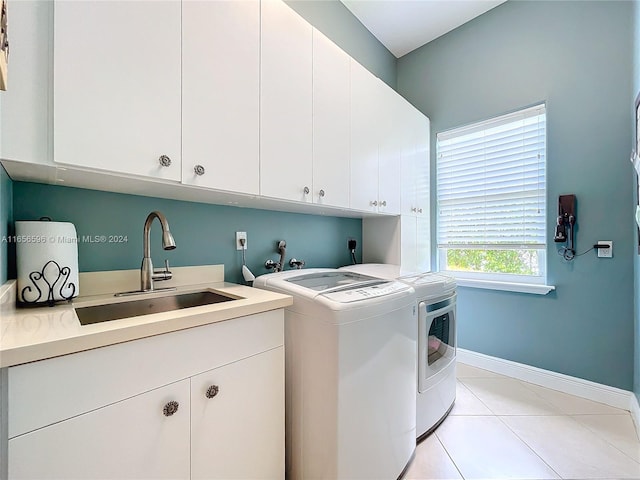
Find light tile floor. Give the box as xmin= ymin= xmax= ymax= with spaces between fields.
xmin=403 ymin=363 xmax=640 ymax=480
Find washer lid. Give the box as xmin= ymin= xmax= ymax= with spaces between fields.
xmin=321 ymin=280 xmax=412 ymax=303
xmin=284 ymin=271 xmax=380 ymax=292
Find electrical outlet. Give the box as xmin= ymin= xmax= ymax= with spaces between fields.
xmin=236 ymin=231 xmax=247 ymax=250
xmin=597 ymin=240 xmax=613 ymax=258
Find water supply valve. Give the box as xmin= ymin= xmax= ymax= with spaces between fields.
xmin=289 ymin=258 xmax=305 ymax=269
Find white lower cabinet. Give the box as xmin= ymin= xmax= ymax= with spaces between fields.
xmin=8 ymin=380 xmax=191 ymax=480
xmin=191 ymin=348 xmax=284 ymax=479
xmin=4 ymin=310 xmax=285 ymax=480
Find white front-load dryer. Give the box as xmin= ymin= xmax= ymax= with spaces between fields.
xmin=254 ymin=268 xmax=416 ymax=480
xmin=340 ymin=264 xmax=457 ymax=440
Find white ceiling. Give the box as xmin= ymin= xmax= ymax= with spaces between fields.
xmin=341 ymin=0 xmax=508 ymax=58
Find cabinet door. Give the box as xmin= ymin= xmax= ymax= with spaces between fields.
xmin=0 ymin=0 xmax=50 ymax=165
xmin=400 ymin=100 xmax=419 ymax=216
xmin=8 ymin=379 xmax=190 ymax=480
xmin=53 ymin=1 xmax=181 ymax=180
xmin=414 ymin=112 xmax=431 ymax=218
xmin=260 ymin=0 xmax=313 ymax=202
xmin=350 ymin=60 xmax=380 ymax=212
xmin=182 ymin=0 xmax=260 ymax=194
xmin=191 ymin=347 xmax=285 ymax=479
xmin=412 ymin=110 xmax=431 ymax=271
xmin=377 ymin=83 xmax=402 ymax=215
xmin=312 ymin=29 xmax=350 ymax=208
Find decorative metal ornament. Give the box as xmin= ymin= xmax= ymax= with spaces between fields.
xmin=20 ymin=260 xmax=77 ymax=307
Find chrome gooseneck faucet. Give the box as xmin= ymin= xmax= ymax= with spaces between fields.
xmin=141 ymin=211 xmax=176 ymax=291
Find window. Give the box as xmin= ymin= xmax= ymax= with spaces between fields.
xmin=436 ymin=104 xmax=547 ymax=289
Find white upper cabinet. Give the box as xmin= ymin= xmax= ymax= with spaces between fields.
xmin=53 ymin=0 xmax=181 ymax=180
xmin=0 ymin=1 xmax=51 ymax=166
xmin=400 ymin=101 xmax=431 ymax=272
xmin=350 ymin=60 xmax=380 ymax=212
xmin=2 ymin=0 xmax=430 ymax=220
xmin=350 ymin=61 xmax=401 ymax=214
xmin=182 ymin=0 xmax=260 ymax=195
xmin=260 ymin=0 xmax=313 ymax=202
xmin=377 ymin=83 xmax=403 ymax=215
xmin=401 ymin=100 xmax=430 ymax=218
xmin=312 ymin=29 xmax=350 ymax=208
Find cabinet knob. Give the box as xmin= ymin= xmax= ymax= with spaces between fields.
xmin=418 ymin=208 xmax=423 ymax=214
xmin=319 ymin=189 xmax=325 ymax=198
xmin=411 ymin=207 xmax=417 ymax=213
xmin=303 ymin=186 xmax=310 ymax=195
xmin=380 ymin=200 xmax=387 ymax=207
xmin=205 ymin=385 xmax=220 ymax=399
xmin=163 ymin=400 xmax=179 ymax=417
xmin=158 ymin=155 xmax=172 ymax=167
xmin=194 ymin=164 xmax=205 ymax=176
xmin=370 ymin=200 xmax=378 ymax=207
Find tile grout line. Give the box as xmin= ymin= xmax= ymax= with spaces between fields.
xmin=459 ymin=372 xmax=563 ymax=478
xmin=456 ymin=374 xmax=561 ymax=479
xmin=456 ymin=378 xmax=498 ymax=416
xmin=459 ymin=375 xmax=565 ymax=416
xmin=516 ymin=377 xmax=629 ymax=416
xmin=433 ymin=429 xmax=467 ymax=480
xmin=462 ymin=375 xmax=565 ymax=416
xmin=492 ymin=413 xmax=564 ymax=480
xmin=454 ymin=369 xmax=640 ymax=479
xmin=569 ymin=413 xmax=640 ymax=467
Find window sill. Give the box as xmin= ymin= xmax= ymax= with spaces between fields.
xmin=454 ymin=278 xmax=555 ymax=295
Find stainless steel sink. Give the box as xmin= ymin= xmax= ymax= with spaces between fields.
xmin=75 ymin=291 xmax=237 ymax=326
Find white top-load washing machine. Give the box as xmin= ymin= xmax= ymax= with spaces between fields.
xmin=253 ymin=268 xmax=417 ymax=480
xmin=340 ymin=264 xmax=457 ymax=440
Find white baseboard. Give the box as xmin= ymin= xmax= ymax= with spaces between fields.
xmin=457 ymin=348 xmax=634 ymax=411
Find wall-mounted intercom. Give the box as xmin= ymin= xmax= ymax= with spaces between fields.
xmin=554 ymin=194 xmax=613 ymax=261
xmin=554 ymin=194 xmax=577 ymax=259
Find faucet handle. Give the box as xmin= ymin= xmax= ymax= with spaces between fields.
xmin=289 ymin=258 xmax=305 ymax=269
xmin=153 ymin=259 xmax=172 ymax=280
xmin=265 ymin=259 xmax=280 ymax=271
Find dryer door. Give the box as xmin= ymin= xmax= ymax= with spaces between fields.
xmin=418 ymin=297 xmax=456 ymax=393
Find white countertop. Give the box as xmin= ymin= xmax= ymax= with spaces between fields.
xmin=0 ymin=266 xmax=292 ymax=368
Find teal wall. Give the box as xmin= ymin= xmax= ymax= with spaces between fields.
xmin=12 ymin=182 xmax=362 ymax=285
xmin=398 ymin=1 xmax=635 ymax=389
xmin=285 ymin=0 xmax=396 ymax=88
xmin=0 ymin=165 xmax=13 ymax=283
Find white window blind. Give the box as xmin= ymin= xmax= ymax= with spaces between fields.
xmin=437 ymin=104 xmax=546 ymax=252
